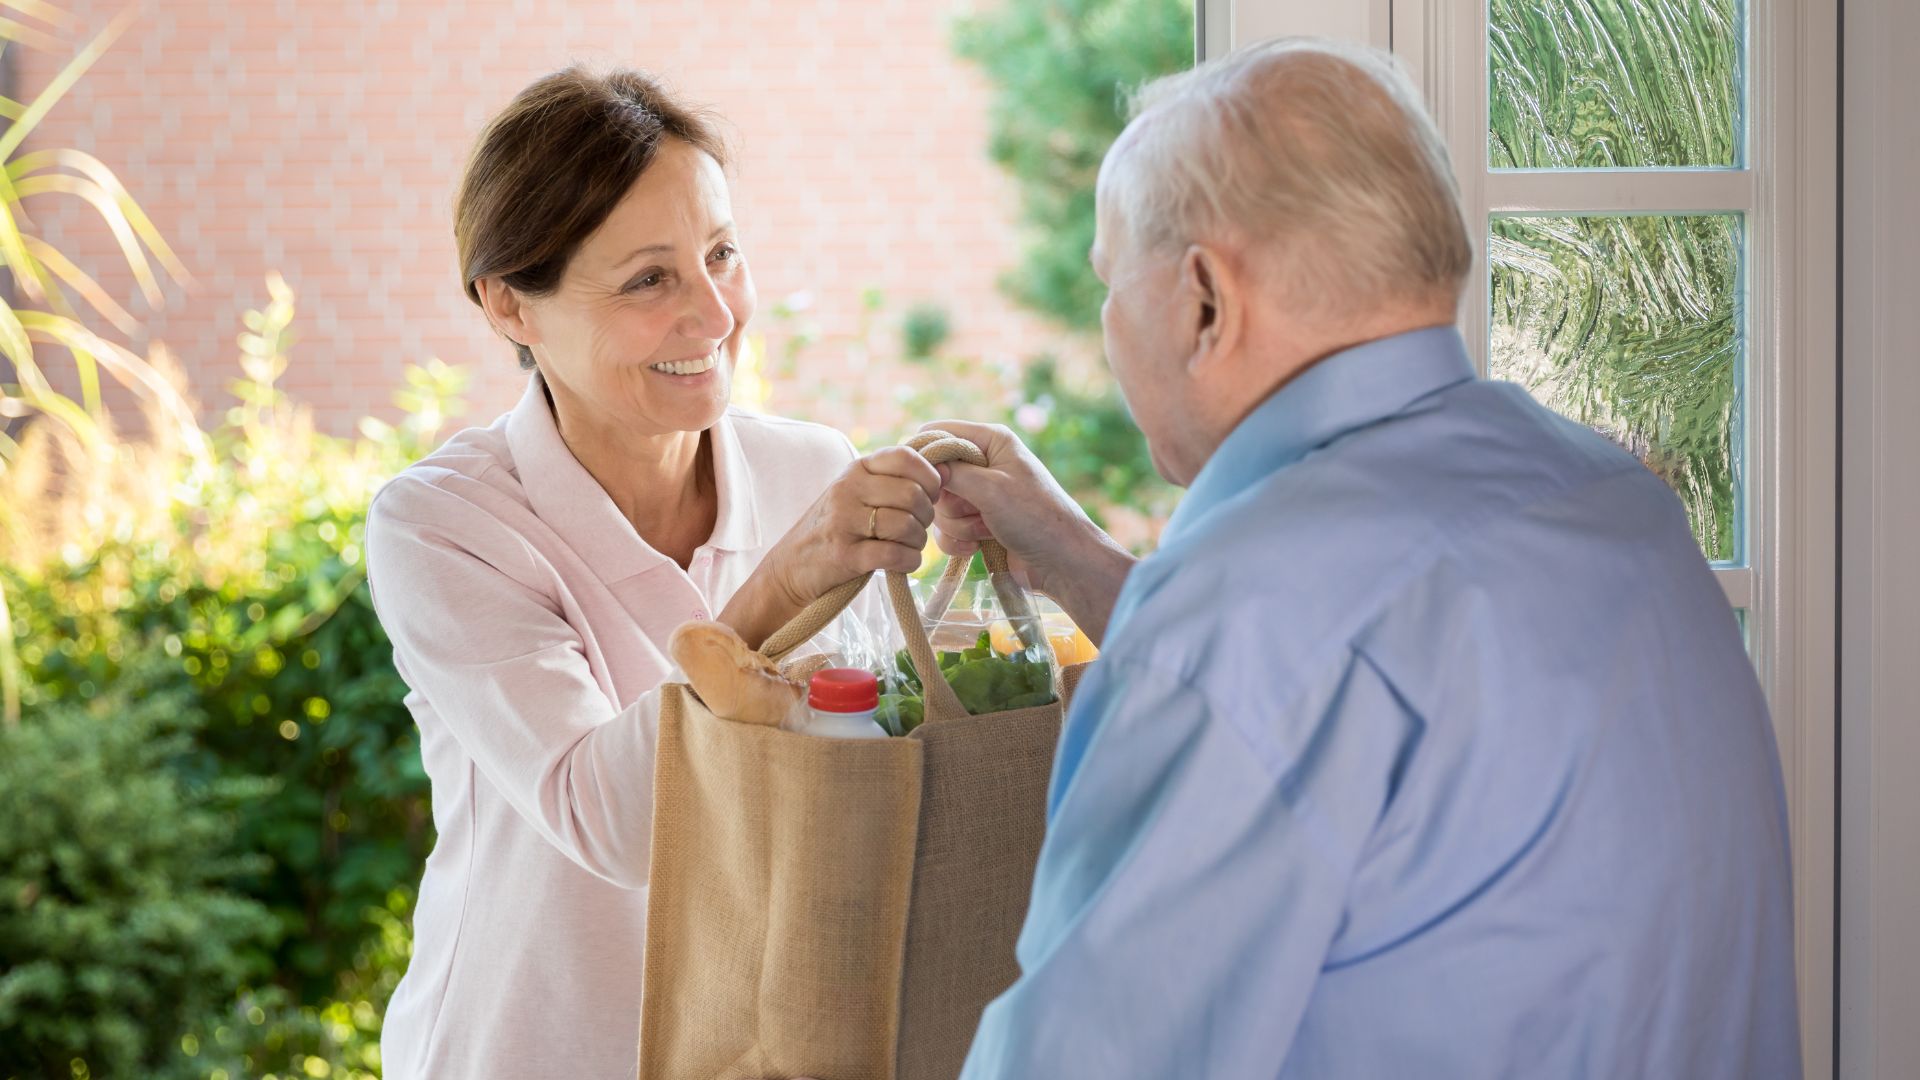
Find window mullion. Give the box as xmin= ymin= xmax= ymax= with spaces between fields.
xmin=1716 ymin=566 xmax=1755 ymax=609
xmin=1485 ymin=169 xmax=1757 ymax=214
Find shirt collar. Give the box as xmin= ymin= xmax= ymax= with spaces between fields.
xmin=1162 ymin=325 xmax=1477 ymax=546
xmin=504 ymin=374 xmax=763 ymax=583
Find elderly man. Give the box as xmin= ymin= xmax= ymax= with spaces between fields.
xmin=933 ymin=38 xmax=1801 ymax=1078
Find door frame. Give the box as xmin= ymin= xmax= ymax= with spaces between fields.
xmin=1199 ymin=2 xmax=1839 ymax=1073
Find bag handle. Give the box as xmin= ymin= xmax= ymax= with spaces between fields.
xmin=760 ymin=432 xmax=1049 ymax=725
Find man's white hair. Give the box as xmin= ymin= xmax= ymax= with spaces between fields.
xmin=1103 ymin=36 xmax=1473 ymax=318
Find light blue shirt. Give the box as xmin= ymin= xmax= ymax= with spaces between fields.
xmin=960 ymin=327 xmax=1800 ymax=1079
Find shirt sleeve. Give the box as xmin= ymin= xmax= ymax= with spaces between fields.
xmin=960 ymin=647 xmax=1418 ymax=1078
xmin=365 ymin=482 xmax=664 ymax=891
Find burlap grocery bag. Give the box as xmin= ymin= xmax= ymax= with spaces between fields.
xmin=637 ymin=433 xmax=1086 ymax=1080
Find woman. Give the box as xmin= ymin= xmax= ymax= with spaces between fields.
xmin=365 ymin=68 xmax=940 ymax=1079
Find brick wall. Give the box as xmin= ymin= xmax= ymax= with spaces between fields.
xmin=21 ymin=0 xmax=1084 ymax=438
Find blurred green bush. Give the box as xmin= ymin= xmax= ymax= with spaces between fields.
xmin=0 ymin=5 xmax=441 ymax=1073
xmin=0 ymin=669 xmax=276 ymax=1080
xmin=954 ymin=0 xmax=1193 ymax=539
xmin=2 ymin=276 xmax=464 ymax=1078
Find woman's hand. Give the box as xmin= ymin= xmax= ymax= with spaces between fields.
xmin=769 ymin=446 xmax=943 ymax=602
xmin=720 ymin=447 xmax=941 ymax=648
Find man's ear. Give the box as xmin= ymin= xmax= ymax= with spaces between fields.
xmin=1181 ymin=243 xmax=1241 ymax=373
xmin=474 ymin=277 xmax=541 ymax=352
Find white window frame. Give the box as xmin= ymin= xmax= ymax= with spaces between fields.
xmin=1203 ymin=2 xmax=1837 ymax=1075
xmin=1837 ymin=2 xmax=1920 ymax=1077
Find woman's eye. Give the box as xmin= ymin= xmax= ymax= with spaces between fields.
xmin=710 ymin=243 xmax=738 ymax=264
xmin=628 ymin=273 xmax=664 ymax=292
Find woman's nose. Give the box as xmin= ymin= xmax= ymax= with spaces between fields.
xmin=679 ymin=269 xmax=736 ymax=342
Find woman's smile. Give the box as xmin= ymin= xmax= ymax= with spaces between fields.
xmin=647 ymin=350 xmax=720 ymax=381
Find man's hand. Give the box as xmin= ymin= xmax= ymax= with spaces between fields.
xmin=922 ymin=419 xmax=1136 ymax=645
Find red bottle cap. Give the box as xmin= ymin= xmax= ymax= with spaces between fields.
xmin=808 ymin=667 xmax=879 ymax=713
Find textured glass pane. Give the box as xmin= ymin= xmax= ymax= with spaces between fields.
xmin=1489 ymin=0 xmax=1743 ymax=168
xmin=1489 ymin=214 xmax=1742 ymax=562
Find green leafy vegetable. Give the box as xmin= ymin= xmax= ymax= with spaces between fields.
xmin=875 ymin=694 xmax=925 ymax=736
xmin=872 ymin=632 xmax=1056 ymax=734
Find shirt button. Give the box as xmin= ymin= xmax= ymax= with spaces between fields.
xmin=692 ymin=609 xmax=707 ymax=620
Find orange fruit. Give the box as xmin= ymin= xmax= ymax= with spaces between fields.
xmin=989 ymin=614 xmax=1098 ymax=666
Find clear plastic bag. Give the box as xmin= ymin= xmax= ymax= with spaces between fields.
xmin=798 ymin=552 xmax=1062 ymax=736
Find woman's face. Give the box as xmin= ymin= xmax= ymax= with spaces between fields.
xmin=519 ymin=137 xmax=756 ymax=438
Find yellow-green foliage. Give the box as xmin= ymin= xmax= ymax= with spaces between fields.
xmin=1 ymin=277 xmax=466 ymax=1078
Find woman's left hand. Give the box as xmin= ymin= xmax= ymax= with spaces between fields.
xmin=766 ymin=446 xmax=942 ymax=602
xmin=719 ymin=446 xmax=940 ymax=647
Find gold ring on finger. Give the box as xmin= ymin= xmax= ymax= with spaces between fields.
xmin=867 ymin=506 xmax=880 ymax=539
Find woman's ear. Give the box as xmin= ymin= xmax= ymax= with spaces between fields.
xmin=1181 ymin=243 xmax=1241 ymax=373
xmin=474 ymin=277 xmax=541 ymax=351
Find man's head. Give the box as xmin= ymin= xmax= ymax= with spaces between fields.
xmin=1092 ymin=37 xmax=1473 ymax=485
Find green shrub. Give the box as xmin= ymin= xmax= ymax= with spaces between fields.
xmin=901 ymin=302 xmax=954 ymax=362
xmin=165 ymin=892 xmax=408 ymax=1080
xmin=949 ymin=0 xmax=1191 ymax=537
xmin=954 ymin=0 xmax=1195 ymax=334
xmin=3 ymin=278 xmax=457 ymax=1003
xmin=1014 ymin=356 xmax=1178 ymax=534
xmin=0 ymin=9 xmax=443 ymax=1073
xmin=2 ymin=278 xmax=464 ymax=1077
xmin=0 ymin=671 xmax=277 ymax=1080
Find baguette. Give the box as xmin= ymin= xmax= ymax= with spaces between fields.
xmin=669 ymin=620 xmax=804 ymax=728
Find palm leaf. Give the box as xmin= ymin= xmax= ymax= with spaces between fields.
xmin=0 ymin=293 xmax=31 ymax=371
xmin=0 ymin=6 xmax=135 ymax=161
xmin=21 ymin=233 xmax=137 ymax=332
xmin=1 ymin=0 xmax=77 ymax=28
xmin=4 ymin=336 xmax=103 ymax=447
xmin=17 ymin=310 xmax=204 ymax=451
xmin=0 ymin=3 xmax=199 ymax=457
xmin=14 ymin=173 xmax=168 ymax=306
xmin=0 ymin=157 xmax=41 ymax=301
xmin=0 ymin=15 xmax=58 ymax=52
xmin=13 ymin=147 xmax=193 ymax=285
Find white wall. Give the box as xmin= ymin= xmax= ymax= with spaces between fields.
xmin=1838 ymin=0 xmax=1920 ymax=1074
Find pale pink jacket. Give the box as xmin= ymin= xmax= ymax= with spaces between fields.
xmin=365 ymin=376 xmax=857 ymax=1079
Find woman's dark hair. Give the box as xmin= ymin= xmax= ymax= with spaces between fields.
xmin=455 ymin=66 xmax=728 ymax=368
